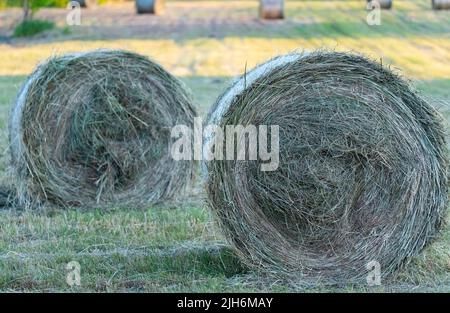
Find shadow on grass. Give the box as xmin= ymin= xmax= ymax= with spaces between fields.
xmin=108 ymin=244 xmax=246 ymax=278
xmin=0 ymin=243 xmax=247 ymax=291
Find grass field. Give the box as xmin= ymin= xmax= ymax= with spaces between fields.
xmin=0 ymin=0 xmax=449 ymax=292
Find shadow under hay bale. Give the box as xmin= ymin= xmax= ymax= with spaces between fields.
xmin=203 ymin=51 xmax=448 ymax=284
xmin=9 ymin=49 xmax=196 ymax=209
xmin=367 ymin=0 xmax=392 ymax=9
xmin=136 ymin=0 xmax=165 ymax=14
xmin=432 ymin=0 xmax=450 ymax=9
xmin=259 ymin=0 xmax=284 ymax=19
xmin=0 ymin=186 xmax=15 ymax=209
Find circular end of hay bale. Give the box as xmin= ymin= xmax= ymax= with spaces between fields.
xmin=367 ymin=0 xmax=392 ymax=9
xmin=9 ymin=49 xmax=196 ymax=209
xmin=204 ymin=51 xmax=448 ymax=283
xmin=72 ymin=0 xmax=97 ymax=8
xmin=259 ymin=0 xmax=284 ymax=19
xmin=136 ymin=0 xmax=165 ymax=14
xmin=432 ymin=0 xmax=450 ymax=9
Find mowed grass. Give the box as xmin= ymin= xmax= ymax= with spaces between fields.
xmin=0 ymin=0 xmax=449 ymax=292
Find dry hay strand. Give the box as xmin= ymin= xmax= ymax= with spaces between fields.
xmin=10 ymin=49 xmax=196 ymax=209
xmin=204 ymin=51 xmax=448 ymax=284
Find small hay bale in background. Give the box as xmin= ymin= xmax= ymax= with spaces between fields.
xmin=259 ymin=0 xmax=284 ymax=19
xmin=204 ymin=51 xmax=448 ymax=284
xmin=367 ymin=0 xmax=393 ymax=9
xmin=432 ymin=0 xmax=450 ymax=9
xmin=10 ymin=50 xmax=196 ymax=209
xmin=136 ymin=0 xmax=165 ymax=14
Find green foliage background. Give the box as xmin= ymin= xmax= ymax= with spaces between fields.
xmin=0 ymin=0 xmax=68 ymax=9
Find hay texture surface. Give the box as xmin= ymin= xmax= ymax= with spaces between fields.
xmin=204 ymin=51 xmax=448 ymax=284
xmin=10 ymin=50 xmax=196 ymax=208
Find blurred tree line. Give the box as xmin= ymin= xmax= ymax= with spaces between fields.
xmin=0 ymin=0 xmax=67 ymax=22
xmin=0 ymin=0 xmax=68 ymax=10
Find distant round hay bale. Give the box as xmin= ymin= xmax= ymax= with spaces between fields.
xmin=259 ymin=0 xmax=284 ymax=19
xmin=136 ymin=0 xmax=165 ymax=14
xmin=432 ymin=0 xmax=450 ymax=9
xmin=10 ymin=50 xmax=196 ymax=209
xmin=204 ymin=51 xmax=448 ymax=284
xmin=367 ymin=0 xmax=392 ymax=9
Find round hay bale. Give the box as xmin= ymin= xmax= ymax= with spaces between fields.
xmin=9 ymin=49 xmax=196 ymax=209
xmin=203 ymin=51 xmax=448 ymax=284
xmin=259 ymin=0 xmax=284 ymax=19
xmin=432 ymin=0 xmax=450 ymax=9
xmin=136 ymin=0 xmax=165 ymax=14
xmin=367 ymin=0 xmax=392 ymax=9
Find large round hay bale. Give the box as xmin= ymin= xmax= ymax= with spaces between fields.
xmin=367 ymin=0 xmax=392 ymax=9
xmin=10 ymin=50 xmax=196 ymax=209
xmin=203 ymin=51 xmax=448 ymax=284
xmin=136 ymin=0 xmax=164 ymax=14
xmin=259 ymin=0 xmax=284 ymax=19
xmin=432 ymin=0 xmax=450 ymax=9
